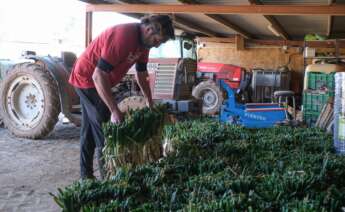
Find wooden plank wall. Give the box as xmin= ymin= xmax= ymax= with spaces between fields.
xmin=197 ymin=42 xmax=304 ymax=94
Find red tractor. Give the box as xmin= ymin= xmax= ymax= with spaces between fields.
xmin=192 ymin=62 xmax=251 ymax=114
xmin=0 ymin=35 xmax=199 ymax=139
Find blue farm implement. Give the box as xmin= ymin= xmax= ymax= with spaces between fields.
xmin=192 ymin=62 xmax=291 ymax=128
xmin=219 ymin=80 xmax=287 ymax=128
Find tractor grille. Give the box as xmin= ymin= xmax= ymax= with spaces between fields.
xmin=154 ymin=64 xmax=176 ymax=97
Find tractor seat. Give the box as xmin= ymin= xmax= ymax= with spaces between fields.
xmin=273 ymin=90 xmax=294 ymax=98
xmin=273 ymin=90 xmax=296 ymax=120
xmin=61 ymin=51 xmax=77 ymax=71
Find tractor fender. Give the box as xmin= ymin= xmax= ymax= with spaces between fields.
xmin=29 ymin=55 xmax=80 ymax=126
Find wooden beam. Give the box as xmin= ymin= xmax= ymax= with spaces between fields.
xmin=198 ymin=37 xmax=302 ymax=46
xmin=137 ymin=14 xmax=216 ymax=37
xmin=80 ymin=0 xmax=112 ymax=4
xmin=328 ymin=16 xmax=334 ymax=38
xmin=85 ymin=11 xmax=93 ymax=47
xmin=327 ymin=0 xmax=335 ymax=37
xmin=247 ymin=0 xmax=257 ymax=4
xmin=115 ymin=0 xmax=218 ymax=37
xmin=235 ymin=35 xmax=245 ymax=50
xmin=173 ymin=23 xmax=203 ymax=36
xmin=206 ymin=14 xmax=252 ymax=39
xmin=249 ymin=0 xmax=290 ymax=40
xmin=86 ymin=4 xmax=345 ymax=16
xmin=197 ymin=37 xmax=235 ymax=43
xmin=115 ymin=0 xmax=142 ymax=3
xmin=177 ymin=0 xmax=252 ymax=39
xmin=264 ymin=15 xmax=290 ymax=40
xmin=197 ymin=37 xmax=345 ymax=48
xmin=174 ymin=16 xmax=219 ymax=37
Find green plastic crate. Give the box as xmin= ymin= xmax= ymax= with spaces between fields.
xmin=307 ymin=72 xmax=335 ymax=91
xmin=302 ymin=91 xmax=332 ymax=113
xmin=303 ymin=111 xmax=320 ymax=127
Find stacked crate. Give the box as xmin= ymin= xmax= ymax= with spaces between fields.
xmin=303 ymin=72 xmax=335 ymax=126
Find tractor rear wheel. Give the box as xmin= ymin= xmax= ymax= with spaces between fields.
xmin=192 ymin=80 xmax=223 ymax=115
xmin=0 ymin=63 xmax=60 ymax=139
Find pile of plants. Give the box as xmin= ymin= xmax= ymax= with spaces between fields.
xmin=53 ymin=119 xmax=345 ymax=211
xmin=102 ymin=105 xmax=166 ymax=176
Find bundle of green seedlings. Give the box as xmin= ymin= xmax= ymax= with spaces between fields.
xmin=102 ymin=105 xmax=166 ymax=177
xmin=53 ymin=118 xmax=345 ymax=211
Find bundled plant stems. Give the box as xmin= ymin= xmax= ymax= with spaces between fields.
xmin=53 ymin=119 xmax=345 ymax=211
xmin=102 ymin=105 xmax=166 ymax=177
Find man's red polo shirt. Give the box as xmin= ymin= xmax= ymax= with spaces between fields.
xmin=69 ymin=23 xmax=149 ymax=88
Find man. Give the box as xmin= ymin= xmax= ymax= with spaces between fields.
xmin=69 ymin=15 xmax=175 ymax=179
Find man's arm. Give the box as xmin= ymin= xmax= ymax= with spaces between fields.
xmin=92 ymin=67 xmax=123 ymax=123
xmin=135 ymin=70 xmax=154 ymax=108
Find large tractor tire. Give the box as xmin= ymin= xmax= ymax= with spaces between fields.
xmin=0 ymin=63 xmax=60 ymax=139
xmin=192 ymin=80 xmax=223 ymax=115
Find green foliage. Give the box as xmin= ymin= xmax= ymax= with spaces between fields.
xmin=103 ymin=105 xmax=166 ymax=146
xmin=102 ymin=105 xmax=166 ymax=174
xmin=53 ymin=119 xmax=345 ymax=211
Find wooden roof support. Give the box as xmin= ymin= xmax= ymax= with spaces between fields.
xmin=85 ymin=11 xmax=93 ymax=47
xmin=177 ymin=0 xmax=252 ymax=39
xmin=264 ymin=16 xmax=289 ymax=40
xmin=115 ymin=0 xmax=142 ymax=3
xmin=80 ymin=0 xmax=112 ymax=4
xmin=114 ymin=0 xmax=218 ymax=37
xmin=206 ymin=14 xmax=252 ymax=39
xmin=327 ymin=0 xmax=335 ymax=37
xmin=197 ymin=37 xmax=235 ymax=43
xmin=328 ymin=16 xmax=334 ymax=38
xmin=174 ymin=16 xmax=219 ymax=37
xmin=235 ymin=35 xmax=245 ymax=50
xmin=248 ymin=0 xmax=290 ymax=40
xmin=197 ymin=37 xmax=345 ymax=48
xmin=86 ymin=4 xmax=345 ymax=16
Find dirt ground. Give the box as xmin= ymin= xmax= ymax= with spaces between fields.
xmin=0 ymin=121 xmax=90 ymax=212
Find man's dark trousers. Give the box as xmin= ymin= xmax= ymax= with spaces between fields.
xmin=75 ymin=88 xmax=110 ymax=179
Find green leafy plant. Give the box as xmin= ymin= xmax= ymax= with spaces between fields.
xmin=53 ymin=119 xmax=345 ymax=211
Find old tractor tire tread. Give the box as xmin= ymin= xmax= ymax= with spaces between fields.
xmin=192 ymin=80 xmax=223 ymax=115
xmin=0 ymin=62 xmax=60 ymax=139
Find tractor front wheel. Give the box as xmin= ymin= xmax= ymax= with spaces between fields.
xmin=0 ymin=63 xmax=60 ymax=139
xmin=192 ymin=80 xmax=223 ymax=115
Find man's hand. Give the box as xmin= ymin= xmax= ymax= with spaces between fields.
xmin=110 ymin=110 xmax=124 ymax=124
xmin=146 ymin=98 xmax=154 ymax=109
xmin=92 ymin=67 xmax=123 ymax=124
xmin=135 ymin=71 xmax=154 ymax=109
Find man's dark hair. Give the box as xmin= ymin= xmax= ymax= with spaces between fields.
xmin=140 ymin=14 xmax=175 ymax=40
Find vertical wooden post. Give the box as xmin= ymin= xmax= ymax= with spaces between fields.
xmin=235 ymin=34 xmax=245 ymax=50
xmin=85 ymin=11 xmax=93 ymax=48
